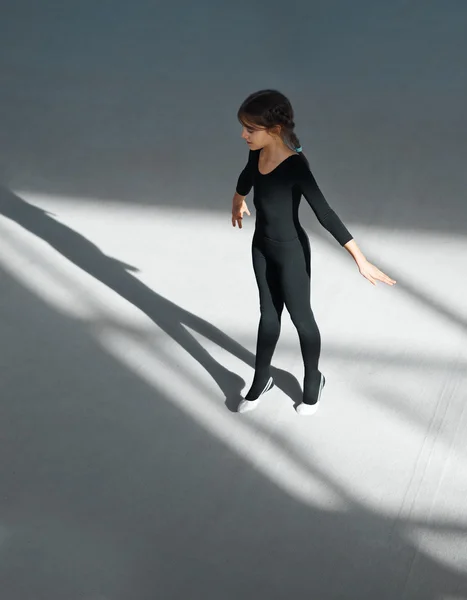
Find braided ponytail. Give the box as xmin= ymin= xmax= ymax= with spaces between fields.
xmin=287 ymin=131 xmax=309 ymax=167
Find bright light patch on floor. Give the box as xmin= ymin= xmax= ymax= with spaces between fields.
xmin=2 ymin=189 xmax=467 ymax=574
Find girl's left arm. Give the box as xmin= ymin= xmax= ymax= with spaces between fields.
xmin=300 ymin=167 xmax=396 ymax=287
xmin=299 ymin=167 xmax=353 ymax=247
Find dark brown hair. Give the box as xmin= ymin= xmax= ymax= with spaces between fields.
xmin=237 ymin=89 xmax=309 ymax=166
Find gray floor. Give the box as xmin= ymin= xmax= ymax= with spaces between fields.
xmin=1 ymin=2 xmax=467 ymax=599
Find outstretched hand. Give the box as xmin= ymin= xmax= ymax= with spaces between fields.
xmin=358 ymin=259 xmax=396 ymax=286
xmin=232 ymin=200 xmax=251 ymax=229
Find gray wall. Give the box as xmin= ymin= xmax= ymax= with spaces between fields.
xmin=1 ymin=1 xmax=466 ymax=234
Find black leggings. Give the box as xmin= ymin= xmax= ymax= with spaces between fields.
xmin=246 ymin=230 xmax=323 ymax=404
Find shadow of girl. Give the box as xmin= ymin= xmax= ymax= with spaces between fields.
xmin=0 ymin=187 xmax=303 ymax=409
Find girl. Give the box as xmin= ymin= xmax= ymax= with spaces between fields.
xmin=231 ymin=89 xmax=396 ymax=415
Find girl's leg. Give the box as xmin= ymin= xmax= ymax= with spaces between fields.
xmin=244 ymin=242 xmax=284 ymax=400
xmin=280 ymin=236 xmax=323 ymax=404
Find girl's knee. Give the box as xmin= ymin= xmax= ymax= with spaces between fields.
xmin=292 ymin=317 xmax=319 ymax=337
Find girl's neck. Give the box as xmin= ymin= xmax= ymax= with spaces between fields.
xmin=260 ymin=140 xmax=294 ymax=161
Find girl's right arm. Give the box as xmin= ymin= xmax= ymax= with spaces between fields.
xmin=232 ymin=151 xmax=254 ymax=228
xmin=231 ymin=192 xmax=250 ymax=228
xmin=235 ymin=150 xmax=254 ymax=197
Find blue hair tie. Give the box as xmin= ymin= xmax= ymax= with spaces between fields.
xmin=295 ymin=146 xmax=302 ymax=153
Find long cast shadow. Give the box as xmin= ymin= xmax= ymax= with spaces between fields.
xmin=0 ymin=187 xmax=303 ymax=409
xmin=2 ymin=259 xmax=467 ymax=599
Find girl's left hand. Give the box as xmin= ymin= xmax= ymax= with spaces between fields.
xmin=358 ymin=260 xmax=396 ymax=286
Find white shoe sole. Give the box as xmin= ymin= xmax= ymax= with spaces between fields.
xmin=296 ymin=373 xmax=325 ymax=416
xmin=238 ymin=376 xmax=274 ymax=413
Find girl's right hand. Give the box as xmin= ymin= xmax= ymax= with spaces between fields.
xmin=232 ymin=200 xmax=251 ymax=228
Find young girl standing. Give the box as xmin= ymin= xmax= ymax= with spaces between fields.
xmin=232 ymin=90 xmax=396 ymax=415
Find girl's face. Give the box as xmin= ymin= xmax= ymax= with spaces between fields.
xmin=241 ymin=122 xmax=277 ymax=150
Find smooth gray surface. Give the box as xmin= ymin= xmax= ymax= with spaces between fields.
xmin=1 ymin=1 xmax=467 ymax=235
xmin=1 ymin=2 xmax=467 ymax=599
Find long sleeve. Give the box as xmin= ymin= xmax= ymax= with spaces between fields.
xmin=299 ymin=165 xmax=353 ymax=246
xmin=236 ymin=150 xmax=254 ymax=196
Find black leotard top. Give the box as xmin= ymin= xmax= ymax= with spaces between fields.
xmin=236 ymin=149 xmax=353 ymax=245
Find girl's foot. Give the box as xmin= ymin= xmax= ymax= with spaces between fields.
xmin=296 ymin=373 xmax=325 ymax=416
xmin=237 ymin=376 xmax=274 ymax=413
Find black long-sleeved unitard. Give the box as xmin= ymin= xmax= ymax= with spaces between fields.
xmin=236 ymin=149 xmax=353 ymax=403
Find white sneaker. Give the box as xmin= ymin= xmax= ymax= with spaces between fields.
xmin=237 ymin=376 xmax=274 ymax=413
xmin=296 ymin=373 xmax=325 ymax=416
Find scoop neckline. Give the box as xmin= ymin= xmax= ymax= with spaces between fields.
xmin=257 ymin=151 xmax=300 ymax=176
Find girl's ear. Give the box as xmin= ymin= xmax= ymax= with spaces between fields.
xmin=269 ymin=124 xmax=282 ymax=138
